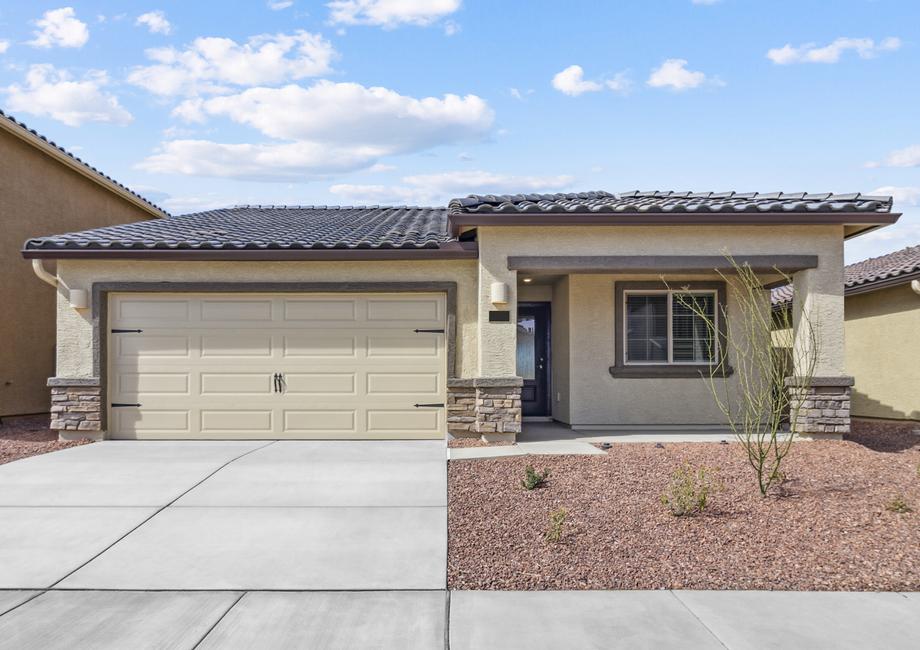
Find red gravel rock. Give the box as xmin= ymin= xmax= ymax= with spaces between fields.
xmin=0 ymin=414 xmax=92 ymax=465
xmin=448 ymin=438 xmax=514 ymax=448
xmin=448 ymin=420 xmax=920 ymax=591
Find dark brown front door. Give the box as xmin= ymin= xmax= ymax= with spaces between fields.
xmin=516 ymin=302 xmax=550 ymax=417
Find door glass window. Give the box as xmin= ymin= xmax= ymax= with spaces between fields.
xmin=516 ymin=316 xmax=536 ymax=380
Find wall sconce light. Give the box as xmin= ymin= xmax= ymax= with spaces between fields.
xmin=490 ymin=281 xmax=509 ymax=305
xmin=69 ymin=289 xmax=89 ymax=310
xmin=522 ymin=277 xmax=533 ymax=283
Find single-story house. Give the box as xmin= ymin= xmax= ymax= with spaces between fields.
xmin=21 ymin=191 xmax=899 ymax=441
xmin=773 ymin=244 xmax=920 ymax=422
xmin=0 ymin=110 xmax=166 ymax=418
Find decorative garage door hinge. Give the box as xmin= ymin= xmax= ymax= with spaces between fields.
xmin=111 ymin=403 xmax=142 ymax=407
xmin=414 ymin=403 xmax=445 ymax=408
xmin=111 ymin=329 xmax=143 ymax=333
xmin=413 ymin=328 xmax=444 ymax=333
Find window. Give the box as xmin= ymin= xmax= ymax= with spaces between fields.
xmin=624 ymin=290 xmax=717 ymax=365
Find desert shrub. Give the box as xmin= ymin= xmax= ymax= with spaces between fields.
xmin=661 ymin=464 xmax=721 ymax=516
xmin=885 ymin=496 xmax=912 ymax=514
xmin=521 ymin=465 xmax=549 ymax=490
xmin=545 ymin=507 xmax=568 ymax=543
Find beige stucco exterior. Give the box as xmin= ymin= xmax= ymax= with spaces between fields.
xmin=0 ymin=126 xmax=159 ymax=416
xmin=51 ymin=222 xmax=849 ymax=435
xmin=477 ymin=224 xmax=844 ymax=428
xmin=844 ymin=283 xmax=920 ymax=421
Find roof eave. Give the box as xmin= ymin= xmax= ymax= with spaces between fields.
xmin=449 ymin=211 xmax=901 ymax=237
xmin=0 ymin=117 xmax=168 ymax=220
xmin=20 ymin=241 xmax=478 ymax=261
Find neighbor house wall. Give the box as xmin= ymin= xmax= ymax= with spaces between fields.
xmin=53 ymin=259 xmax=479 ymax=384
xmin=0 ymin=130 xmax=156 ymax=416
xmin=844 ymin=283 xmax=920 ymax=421
xmin=477 ymin=224 xmax=844 ymax=428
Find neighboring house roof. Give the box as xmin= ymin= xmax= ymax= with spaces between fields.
xmin=772 ymin=244 xmax=920 ymax=306
xmin=0 ymin=109 xmax=168 ymax=218
xmin=23 ymin=190 xmax=899 ymax=260
xmin=449 ymin=191 xmax=894 ymax=215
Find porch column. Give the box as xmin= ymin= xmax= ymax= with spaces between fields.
xmin=787 ymin=248 xmax=853 ymax=437
xmin=459 ymin=237 xmax=521 ymax=441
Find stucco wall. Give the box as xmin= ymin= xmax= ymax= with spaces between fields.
xmin=550 ymin=276 xmax=571 ymax=422
xmin=845 ymin=284 xmax=920 ymax=420
xmin=478 ymin=224 xmax=844 ymax=427
xmin=0 ymin=130 xmax=155 ymax=416
xmin=54 ymin=258 xmax=479 ymax=381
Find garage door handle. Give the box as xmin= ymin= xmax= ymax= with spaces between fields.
xmin=413 ymin=329 xmax=444 ymax=333
xmin=111 ymin=403 xmax=141 ymax=407
xmin=111 ymin=329 xmax=143 ymax=333
xmin=414 ymin=403 xmax=444 ymax=408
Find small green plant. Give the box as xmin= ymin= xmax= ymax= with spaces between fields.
xmin=660 ymin=464 xmax=721 ymax=516
xmin=886 ymin=496 xmax=912 ymax=514
xmin=545 ymin=507 xmax=568 ymax=543
xmin=521 ymin=465 xmax=550 ymax=490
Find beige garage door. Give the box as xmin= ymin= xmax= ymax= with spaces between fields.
xmin=107 ymin=292 xmax=447 ymax=440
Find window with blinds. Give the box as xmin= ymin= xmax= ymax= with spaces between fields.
xmin=625 ymin=291 xmax=717 ymax=364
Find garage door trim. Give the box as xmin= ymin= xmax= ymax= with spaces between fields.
xmin=91 ymin=281 xmax=458 ymax=432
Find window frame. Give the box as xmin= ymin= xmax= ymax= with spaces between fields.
xmin=622 ymin=289 xmax=719 ymax=366
xmin=610 ymin=280 xmax=732 ymax=379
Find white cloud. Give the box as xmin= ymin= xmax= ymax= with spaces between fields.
xmin=330 ymin=170 xmax=574 ymax=205
xmin=172 ymin=81 xmax=493 ymax=148
xmin=136 ymin=10 xmax=171 ymax=35
xmin=868 ymin=144 xmax=920 ymax=168
xmin=443 ymin=20 xmax=460 ymax=36
xmin=28 ymin=7 xmax=89 ymax=48
xmin=0 ymin=40 xmax=9 ymax=54
xmin=368 ymin=162 xmax=395 ymax=173
xmin=5 ymin=64 xmax=132 ymax=127
xmin=872 ymin=186 xmax=920 ymax=206
xmin=552 ymin=65 xmax=602 ymax=96
xmin=127 ymin=30 xmax=336 ymax=96
xmin=767 ymin=37 xmax=900 ymax=65
xmin=327 ymin=0 xmax=461 ymax=28
xmin=141 ymin=81 xmax=493 ymax=180
xmin=605 ymin=71 xmax=633 ymax=94
xmin=268 ymin=0 xmax=294 ymax=9
xmin=647 ymin=58 xmax=714 ymax=90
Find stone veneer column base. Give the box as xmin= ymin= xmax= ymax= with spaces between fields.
xmin=447 ymin=377 xmax=523 ymax=443
xmin=786 ymin=376 xmax=854 ymax=439
xmin=48 ymin=377 xmax=104 ymax=440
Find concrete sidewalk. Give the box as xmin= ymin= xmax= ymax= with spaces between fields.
xmin=1 ymin=589 xmax=918 ymax=649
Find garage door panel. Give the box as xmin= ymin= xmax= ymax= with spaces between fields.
xmin=284 ymin=373 xmax=356 ymax=395
xmin=117 ymin=335 xmax=190 ymax=359
xmin=367 ymin=334 xmax=439 ymax=358
xmin=200 ymin=410 xmax=273 ymax=433
xmin=114 ymin=299 xmax=190 ymax=325
xmin=201 ymin=333 xmax=273 ymax=358
xmin=200 ymin=373 xmax=273 ymax=395
xmin=283 ymin=299 xmax=358 ymax=322
xmin=367 ymin=373 xmax=440 ymax=395
xmin=283 ymin=410 xmax=356 ymax=433
xmin=367 ymin=297 xmax=441 ymax=323
xmin=201 ymin=299 xmax=273 ymax=322
xmin=108 ymin=292 xmax=445 ymax=440
xmin=113 ymin=409 xmax=190 ymax=435
xmin=116 ymin=372 xmax=190 ymax=397
xmin=366 ymin=409 xmax=441 ymax=435
xmin=282 ymin=333 xmax=357 ymax=358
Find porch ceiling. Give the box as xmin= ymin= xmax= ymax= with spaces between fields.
xmin=507 ymin=254 xmax=819 ymax=275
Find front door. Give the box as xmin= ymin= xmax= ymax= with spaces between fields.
xmin=516 ymin=302 xmax=550 ymax=417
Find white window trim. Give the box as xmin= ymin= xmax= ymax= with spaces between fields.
xmin=622 ymin=289 xmax=720 ymax=366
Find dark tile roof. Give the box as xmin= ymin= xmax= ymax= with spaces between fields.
xmin=0 ymin=109 xmax=168 ymax=217
xmin=25 ymin=205 xmax=451 ymax=251
xmin=772 ymin=244 xmax=920 ymax=306
xmin=449 ymin=191 xmax=893 ymax=215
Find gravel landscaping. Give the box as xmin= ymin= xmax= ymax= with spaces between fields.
xmin=0 ymin=414 xmax=92 ymax=465
xmin=448 ymin=420 xmax=920 ymax=591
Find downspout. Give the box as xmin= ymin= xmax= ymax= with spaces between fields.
xmin=31 ymin=259 xmax=89 ymax=309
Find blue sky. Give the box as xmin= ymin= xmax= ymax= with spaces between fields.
xmin=0 ymin=0 xmax=918 ymax=262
